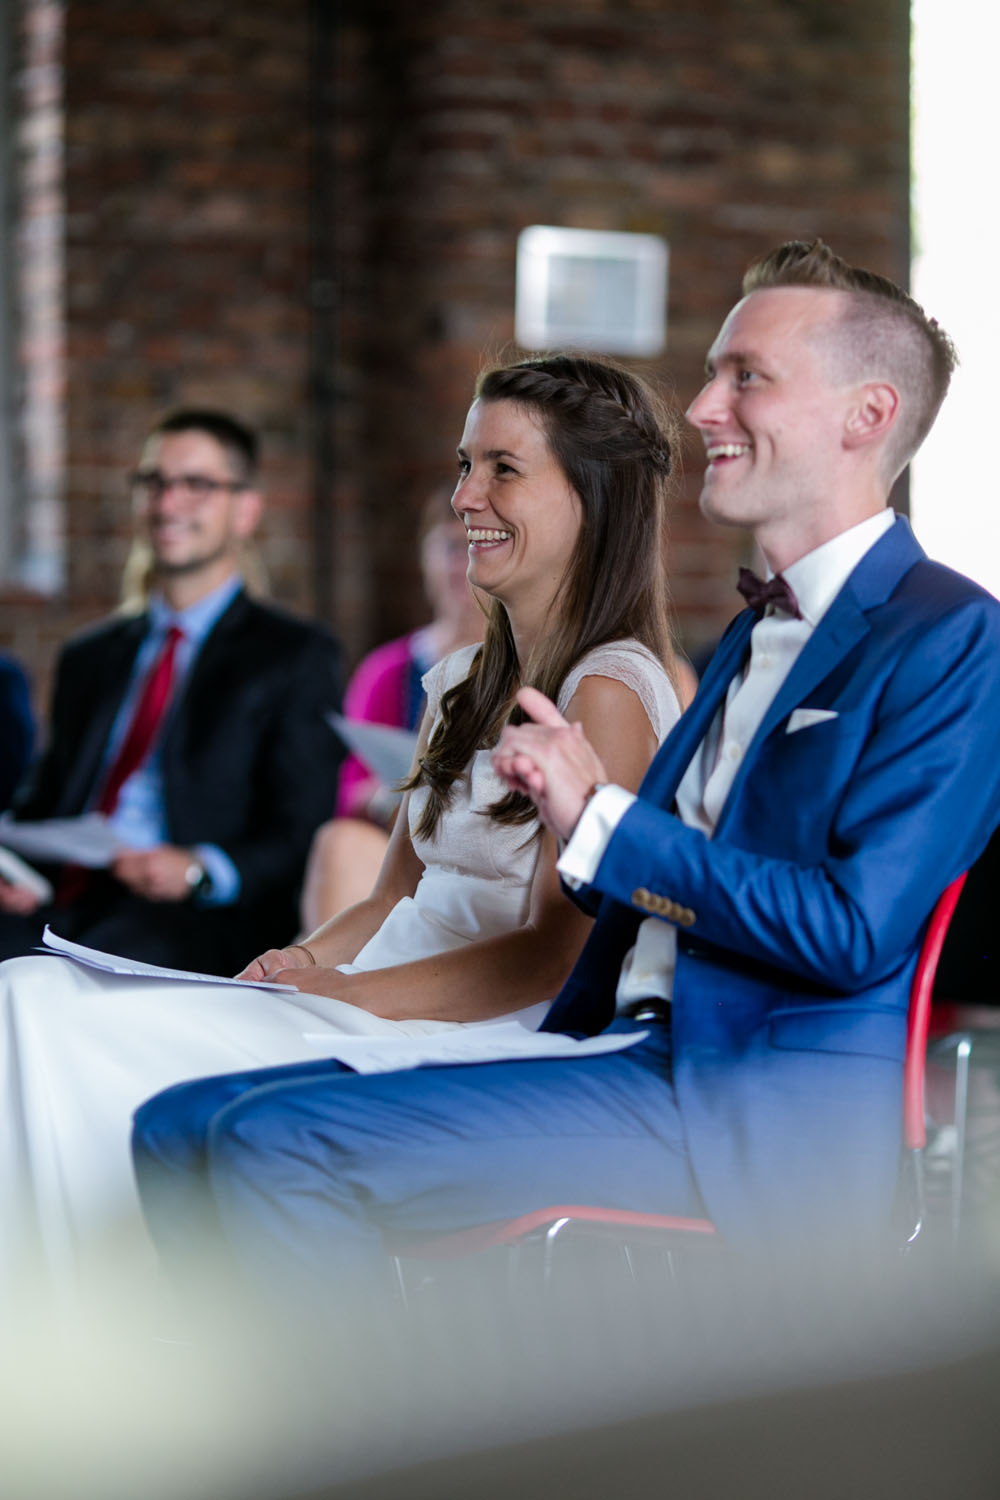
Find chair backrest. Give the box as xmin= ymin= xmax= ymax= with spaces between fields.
xmin=932 ymin=824 xmax=999 ymax=1002
xmin=903 ymin=873 xmax=968 ymax=1152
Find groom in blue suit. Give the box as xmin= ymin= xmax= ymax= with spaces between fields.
xmin=132 ymin=241 xmax=1000 ymax=1303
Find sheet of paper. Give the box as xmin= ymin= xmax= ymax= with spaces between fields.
xmin=0 ymin=845 xmax=54 ymax=902
xmin=0 ymin=812 xmax=122 ymax=868
xmin=294 ymin=1021 xmax=648 ymax=1075
xmin=40 ymin=927 xmax=298 ymax=992
xmin=41 ymin=929 xmax=647 ymax=1074
xmin=326 ymin=713 xmax=419 ymax=787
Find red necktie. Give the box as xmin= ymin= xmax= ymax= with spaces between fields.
xmin=96 ymin=624 xmax=184 ymax=814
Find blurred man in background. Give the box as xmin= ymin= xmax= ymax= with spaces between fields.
xmin=0 ymin=408 xmax=343 ymax=975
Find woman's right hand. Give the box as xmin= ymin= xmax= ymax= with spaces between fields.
xmin=236 ymin=944 xmax=317 ymax=982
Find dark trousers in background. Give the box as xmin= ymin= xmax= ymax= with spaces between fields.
xmin=0 ymin=871 xmax=273 ymax=976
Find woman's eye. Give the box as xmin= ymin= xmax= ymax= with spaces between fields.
xmin=736 ymin=369 xmax=758 ymax=387
xmin=457 ymin=458 xmax=471 ymax=476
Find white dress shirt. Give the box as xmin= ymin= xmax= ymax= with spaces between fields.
xmin=557 ymin=509 xmax=896 ymax=1010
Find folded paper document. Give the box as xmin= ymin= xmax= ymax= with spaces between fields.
xmin=326 ymin=714 xmax=419 ymax=788
xmin=0 ymin=846 xmax=54 ymax=902
xmin=40 ymin=927 xmax=648 ymax=1074
xmin=293 ymin=1021 xmax=648 ymax=1076
xmin=40 ymin=927 xmax=298 ymax=992
xmin=0 ymin=812 xmax=122 ymax=868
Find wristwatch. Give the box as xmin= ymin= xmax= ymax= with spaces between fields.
xmin=183 ymin=858 xmax=213 ymax=900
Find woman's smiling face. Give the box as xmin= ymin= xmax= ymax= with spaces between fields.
xmin=453 ymin=399 xmax=583 ymax=641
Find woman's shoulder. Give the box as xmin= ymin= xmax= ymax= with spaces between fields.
xmin=421 ymin=643 xmax=482 ymax=718
xmin=556 ymin=639 xmax=680 ymax=742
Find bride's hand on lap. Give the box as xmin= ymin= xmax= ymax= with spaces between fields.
xmin=236 ymin=944 xmax=317 ymax=982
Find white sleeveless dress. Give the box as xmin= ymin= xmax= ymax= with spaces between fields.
xmin=0 ymin=640 xmax=678 ymax=1291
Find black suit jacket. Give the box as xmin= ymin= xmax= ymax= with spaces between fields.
xmin=13 ymin=590 xmax=343 ymax=966
xmin=0 ymin=654 xmax=34 ymax=810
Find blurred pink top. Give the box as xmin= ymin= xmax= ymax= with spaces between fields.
xmin=335 ymin=630 xmax=435 ymax=819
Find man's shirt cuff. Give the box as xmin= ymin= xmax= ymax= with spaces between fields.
xmin=193 ymin=843 xmax=241 ymax=907
xmin=557 ymin=784 xmax=636 ymax=890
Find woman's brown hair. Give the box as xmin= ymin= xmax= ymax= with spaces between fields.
xmin=408 ymin=353 xmax=678 ymax=838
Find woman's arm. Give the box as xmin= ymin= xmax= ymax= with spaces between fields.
xmin=271 ymin=674 xmax=664 ymax=1018
xmin=238 ymin=710 xmax=432 ymax=980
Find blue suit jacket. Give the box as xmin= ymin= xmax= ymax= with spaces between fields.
xmin=544 ymin=518 xmax=1000 ymax=1242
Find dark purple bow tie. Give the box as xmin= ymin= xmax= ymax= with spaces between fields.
xmin=736 ymin=567 xmax=802 ymax=620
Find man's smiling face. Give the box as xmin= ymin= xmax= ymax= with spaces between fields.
xmin=134 ymin=428 xmax=258 ymax=579
xmin=686 ymin=287 xmax=855 ymax=551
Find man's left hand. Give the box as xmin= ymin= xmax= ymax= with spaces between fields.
xmin=111 ymin=845 xmax=202 ymax=902
xmin=492 ymin=686 xmax=608 ymax=841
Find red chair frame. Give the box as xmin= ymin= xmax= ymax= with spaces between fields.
xmin=904 ymin=872 xmax=968 ymax=1150
xmin=390 ymin=874 xmax=968 ymax=1283
xmin=902 ymin=872 xmax=967 ymax=1245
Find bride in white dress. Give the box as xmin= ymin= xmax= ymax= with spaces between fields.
xmin=0 ymin=354 xmax=683 ymax=1295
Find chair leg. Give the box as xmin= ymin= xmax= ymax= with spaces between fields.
xmin=507 ymin=1238 xmax=525 ymax=1297
xmin=541 ymin=1217 xmax=572 ymax=1286
xmin=952 ymin=1035 xmax=972 ymax=1246
xmin=389 ymin=1254 xmax=410 ymax=1312
xmin=621 ymin=1242 xmax=639 ymax=1285
xmin=904 ymin=1147 xmax=926 ymax=1251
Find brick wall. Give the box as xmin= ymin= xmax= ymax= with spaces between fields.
xmin=0 ymin=0 xmax=67 ymax=679
xmin=1 ymin=0 xmax=910 ymax=712
xmin=61 ymin=2 xmax=315 ymax=609
xmin=329 ymin=0 xmax=911 ymax=660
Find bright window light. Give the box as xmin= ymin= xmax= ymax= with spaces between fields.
xmin=911 ymin=0 xmax=1000 ymax=600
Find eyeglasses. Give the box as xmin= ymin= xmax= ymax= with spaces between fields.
xmin=130 ymin=470 xmax=248 ymax=502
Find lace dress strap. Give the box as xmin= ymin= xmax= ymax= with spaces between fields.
xmin=556 ymin=639 xmax=679 ymax=742
xmin=421 ymin=643 xmax=482 ymax=724
xmin=422 ymin=639 xmax=678 ymax=743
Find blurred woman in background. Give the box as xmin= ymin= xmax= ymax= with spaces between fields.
xmin=301 ymin=488 xmax=484 ymax=929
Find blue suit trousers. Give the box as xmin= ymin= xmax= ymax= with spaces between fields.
xmin=132 ymin=1019 xmax=701 ymax=1300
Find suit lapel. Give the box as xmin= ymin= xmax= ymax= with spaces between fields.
xmin=65 ymin=616 xmax=148 ymax=810
xmin=715 ymin=516 xmax=925 ymax=829
xmin=163 ymin=590 xmax=252 ymax=749
xmin=639 ymin=611 xmax=755 ymax=805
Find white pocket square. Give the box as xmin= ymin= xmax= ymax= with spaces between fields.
xmin=786 ymin=707 xmax=839 ymax=734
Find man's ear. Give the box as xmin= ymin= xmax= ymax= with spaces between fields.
xmin=234 ymin=487 xmax=264 ymax=538
xmin=843 ymin=382 xmax=900 ymax=451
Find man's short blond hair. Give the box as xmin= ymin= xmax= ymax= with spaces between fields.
xmin=743 ymin=239 xmax=957 ymax=483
